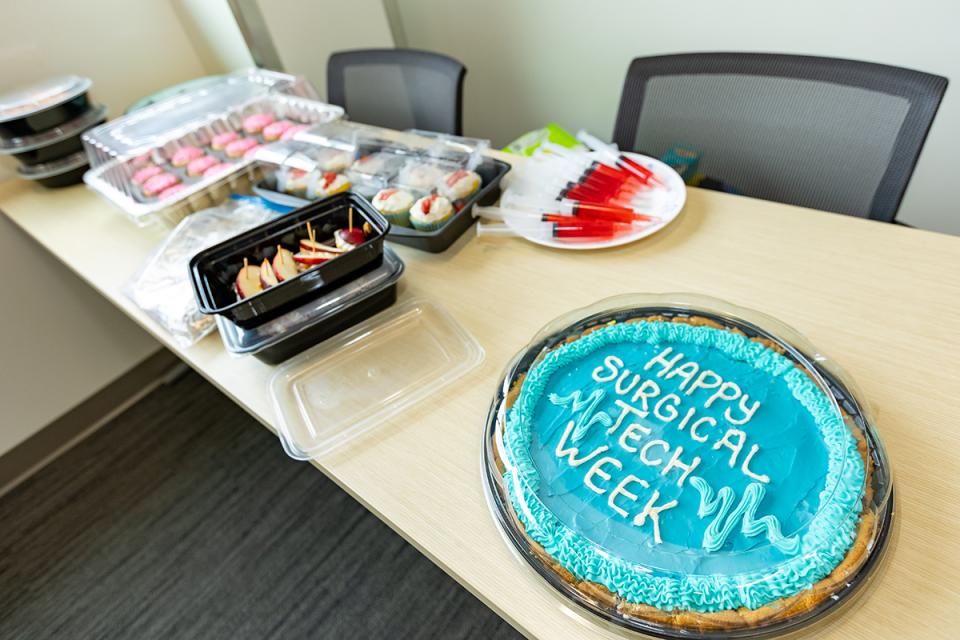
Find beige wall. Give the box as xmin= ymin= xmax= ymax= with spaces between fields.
xmin=385 ymin=0 xmax=958 ymax=235
xmin=0 ymin=0 xmax=249 ymax=456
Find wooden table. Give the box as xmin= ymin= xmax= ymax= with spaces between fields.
xmin=2 ymin=153 xmax=959 ymax=639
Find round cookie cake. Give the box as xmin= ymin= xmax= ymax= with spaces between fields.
xmin=484 ymin=295 xmax=892 ymax=637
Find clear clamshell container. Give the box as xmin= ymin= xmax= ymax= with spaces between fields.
xmin=270 ymin=297 xmax=484 ymax=459
xmin=405 ymin=129 xmax=489 ymax=170
xmin=483 ymin=293 xmax=893 ymax=638
xmin=81 ymin=69 xmax=342 ymax=226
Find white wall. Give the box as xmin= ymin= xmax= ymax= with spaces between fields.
xmin=386 ymin=0 xmax=959 ymax=235
xmin=0 ymin=0 xmax=247 ymax=456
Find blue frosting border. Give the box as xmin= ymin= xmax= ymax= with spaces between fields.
xmin=502 ymin=321 xmax=866 ymax=612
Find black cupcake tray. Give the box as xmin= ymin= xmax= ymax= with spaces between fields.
xmin=253 ymin=157 xmax=512 ymax=253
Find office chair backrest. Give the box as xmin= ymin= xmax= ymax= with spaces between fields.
xmin=327 ymin=48 xmax=465 ymax=135
xmin=613 ymin=53 xmax=947 ymax=221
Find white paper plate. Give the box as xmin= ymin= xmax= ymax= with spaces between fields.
xmin=506 ymin=152 xmax=686 ymax=250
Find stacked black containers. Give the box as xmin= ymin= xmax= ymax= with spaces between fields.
xmin=0 ymin=76 xmax=104 ymax=187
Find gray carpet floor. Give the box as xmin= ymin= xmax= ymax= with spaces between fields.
xmin=0 ymin=370 xmax=521 ymax=640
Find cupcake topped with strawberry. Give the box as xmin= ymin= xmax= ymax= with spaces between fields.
xmin=440 ymin=169 xmax=481 ymax=201
xmin=409 ymin=193 xmax=454 ymax=231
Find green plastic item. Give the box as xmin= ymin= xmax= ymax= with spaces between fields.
xmin=503 ymin=123 xmax=584 ymax=156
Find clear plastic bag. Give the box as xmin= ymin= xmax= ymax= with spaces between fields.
xmin=124 ymin=199 xmax=279 ymax=346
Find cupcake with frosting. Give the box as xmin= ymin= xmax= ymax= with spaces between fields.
xmin=309 ymin=172 xmax=352 ymax=199
xmin=278 ymin=168 xmax=311 ymax=196
xmin=371 ymin=188 xmax=416 ymax=227
xmin=409 ymin=193 xmax=454 ymax=231
xmin=440 ymin=169 xmax=481 ymax=201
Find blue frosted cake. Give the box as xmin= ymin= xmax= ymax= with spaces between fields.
xmin=497 ymin=315 xmax=874 ymax=631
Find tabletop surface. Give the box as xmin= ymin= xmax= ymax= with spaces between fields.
xmin=2 ymin=149 xmax=959 ymax=639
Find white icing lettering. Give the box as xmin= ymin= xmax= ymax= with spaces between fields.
xmin=685 ymin=369 xmax=723 ymax=397
xmin=741 ymin=444 xmax=770 ymax=484
xmin=614 ymin=370 xmax=641 ymax=395
xmin=607 ymin=474 xmax=647 ymax=518
xmin=665 ymin=361 xmax=700 ymax=390
xmin=607 ymin=400 xmax=647 ymax=435
xmin=584 ymin=456 xmax=622 ymax=494
xmin=653 ymin=393 xmax=681 ymax=422
xmin=725 ymin=394 xmax=760 ymax=425
xmin=591 ymin=355 xmax=623 ymax=383
xmin=661 ymin=446 xmax=701 ymax=487
xmin=643 ymin=347 xmax=683 ymax=377
xmin=618 ymin=422 xmax=651 ymax=453
xmin=713 ymin=428 xmax=746 ymax=467
xmin=632 ymin=490 xmax=678 ymax=544
xmin=630 ymin=379 xmax=662 ymax=410
xmin=689 ymin=416 xmax=716 ymax=443
xmin=705 ymin=381 xmax=742 ymax=408
xmin=639 ymin=439 xmax=669 ymax=467
xmin=676 ymin=407 xmax=697 ymax=432
xmin=555 ymin=421 xmax=609 ymax=467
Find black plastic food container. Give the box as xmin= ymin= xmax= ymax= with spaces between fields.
xmin=3 ymin=107 xmax=107 ymax=166
xmin=248 ymin=284 xmax=397 ymax=364
xmin=253 ymin=157 xmax=512 ymax=253
xmin=190 ymin=192 xmax=390 ymax=328
xmin=17 ymin=151 xmax=89 ymax=188
xmin=0 ymin=76 xmax=93 ymax=139
xmin=215 ymin=246 xmax=405 ymax=364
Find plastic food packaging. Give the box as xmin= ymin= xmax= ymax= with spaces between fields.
xmin=16 ymin=150 xmax=89 ymax=188
xmin=293 ymin=119 xmax=400 ymax=152
xmin=216 ymin=245 xmax=405 ymax=363
xmin=270 ymin=297 xmax=484 ymax=459
xmin=346 ymin=150 xmax=408 ymax=196
xmin=253 ymin=157 xmax=511 ymax=253
xmin=124 ymin=200 xmax=279 ymax=346
xmin=483 ymin=293 xmax=893 ymax=638
xmin=189 ymin=191 xmax=389 ymax=329
xmin=81 ymin=69 xmax=340 ymax=227
xmin=406 ymin=129 xmax=489 ymax=169
xmin=0 ymin=104 xmax=106 ymax=166
xmin=0 ymin=75 xmax=93 ymax=138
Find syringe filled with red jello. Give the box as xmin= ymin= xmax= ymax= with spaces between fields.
xmin=475 ymin=205 xmax=643 ymax=242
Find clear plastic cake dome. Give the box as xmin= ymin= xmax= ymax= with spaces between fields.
xmin=482 ymin=293 xmax=893 ymax=638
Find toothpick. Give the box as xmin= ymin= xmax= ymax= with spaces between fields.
xmin=307 ymin=220 xmax=317 ymax=255
xmin=349 ymin=206 xmax=353 ymax=231
xmin=243 ymin=257 xmax=249 ymax=275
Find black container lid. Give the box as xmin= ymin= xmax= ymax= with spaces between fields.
xmin=0 ymin=75 xmax=92 ymax=123
xmin=16 ymin=150 xmax=88 ymax=180
xmin=0 ymin=104 xmax=106 ymax=153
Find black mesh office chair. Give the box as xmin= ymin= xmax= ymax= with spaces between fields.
xmin=613 ymin=53 xmax=947 ymax=221
xmin=327 ymin=48 xmax=465 ymax=135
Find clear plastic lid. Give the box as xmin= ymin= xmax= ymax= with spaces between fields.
xmin=217 ymin=246 xmax=405 ymax=355
xmin=293 ymin=119 xmax=394 ymax=151
xmin=270 ymin=297 xmax=484 ymax=459
xmin=81 ymin=68 xmax=316 ymax=164
xmin=254 ymin=140 xmax=357 ymax=174
xmin=406 ymin=129 xmax=489 ymax=169
xmin=0 ymin=75 xmax=91 ymax=122
xmin=17 ymin=150 xmax=88 ymax=179
xmin=483 ymin=293 xmax=892 ymax=638
xmin=0 ymin=104 xmax=106 ymax=153
xmin=394 ymin=156 xmax=463 ymax=192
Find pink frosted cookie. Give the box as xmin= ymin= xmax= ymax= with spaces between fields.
xmin=211 ymin=131 xmax=240 ymax=150
xmin=131 ymin=153 xmax=154 ymax=169
xmin=262 ymin=120 xmax=294 ymax=141
xmin=243 ymin=144 xmax=264 ymax=160
xmin=132 ymin=165 xmax=163 ymax=185
xmin=142 ymin=172 xmax=180 ymax=197
xmin=280 ymin=123 xmax=309 ymax=141
xmin=187 ymin=155 xmax=219 ymax=177
xmin=202 ymin=162 xmax=234 ymax=178
xmin=242 ymin=112 xmax=274 ymax=134
xmin=159 ymin=183 xmax=187 ymax=199
xmin=224 ymin=137 xmax=259 ymax=158
xmin=171 ymin=146 xmax=204 ymax=167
